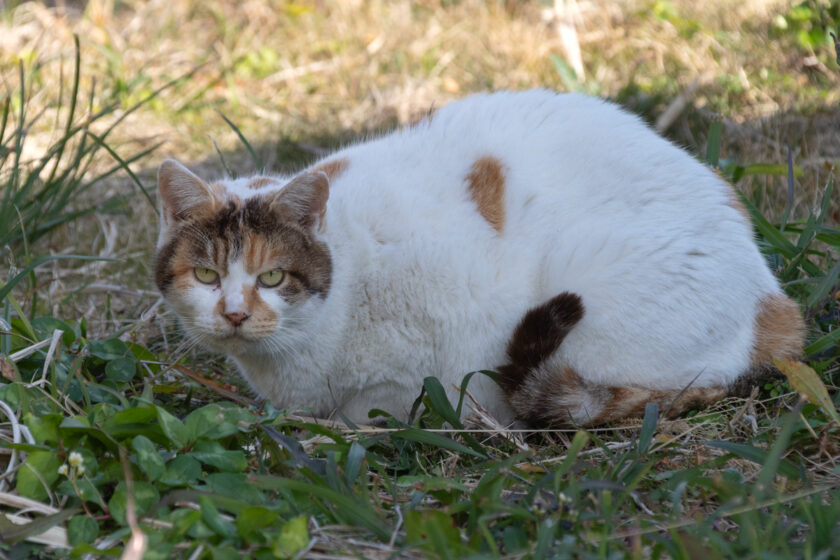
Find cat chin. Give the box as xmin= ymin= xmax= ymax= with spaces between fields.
xmin=192 ymin=330 xmax=271 ymax=354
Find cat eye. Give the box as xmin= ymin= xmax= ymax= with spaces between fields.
xmin=258 ymin=269 xmax=285 ymax=288
xmin=194 ymin=267 xmax=219 ymax=284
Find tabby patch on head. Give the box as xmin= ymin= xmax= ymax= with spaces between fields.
xmin=154 ymin=159 xmax=332 ymax=350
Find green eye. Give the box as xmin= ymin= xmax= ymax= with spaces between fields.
xmin=194 ymin=267 xmax=219 ymax=284
xmin=258 ymin=269 xmax=285 ymax=288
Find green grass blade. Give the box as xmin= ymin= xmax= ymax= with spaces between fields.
xmin=804 ymin=329 xmax=840 ymax=356
xmin=0 ymin=96 xmax=10 ymax=155
xmin=97 ymin=66 xmax=202 ymax=146
xmin=85 ymin=131 xmax=157 ymax=213
xmin=737 ymin=192 xmax=821 ymax=276
xmin=11 ymin=61 xmax=24 ymax=192
xmin=758 ymin=405 xmax=805 ymax=487
xmin=211 ymin=136 xmax=233 ymax=177
xmin=816 ymin=175 xmax=834 ymax=226
xmin=344 ymin=441 xmax=366 ymax=488
xmin=0 ymin=508 xmax=80 ymax=544
xmin=704 ymin=441 xmax=801 ymax=481
xmin=638 ymin=402 xmax=658 ymax=455
xmin=216 ymin=109 xmax=263 ymax=171
xmin=705 ymin=120 xmax=722 ymax=167
xmin=805 ymin=256 xmax=840 ymax=309
xmin=739 ymin=193 xmax=797 ymax=258
xmin=249 ymin=476 xmax=390 ymax=540
xmin=550 ymin=54 xmax=582 ymax=93
xmin=421 ymin=376 xmax=487 ymax=455
xmin=76 ymin=142 xmax=163 ymax=196
xmin=392 ymin=428 xmax=487 ymax=458
xmin=780 ymin=145 xmax=794 ymax=231
xmin=454 ymin=370 xmax=496 ymax=419
xmin=741 ymin=163 xmax=803 ymax=177
xmin=45 ymin=35 xmax=81 ymax=188
xmin=423 ymin=376 xmax=462 ymax=428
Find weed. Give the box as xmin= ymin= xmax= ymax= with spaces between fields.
xmin=0 ymin=1 xmax=839 ymax=558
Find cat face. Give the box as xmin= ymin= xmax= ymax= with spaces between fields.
xmin=154 ymin=159 xmax=331 ymax=355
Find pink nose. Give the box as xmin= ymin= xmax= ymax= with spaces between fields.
xmin=224 ymin=312 xmax=250 ymax=327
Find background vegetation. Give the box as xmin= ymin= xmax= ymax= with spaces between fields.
xmin=0 ymin=0 xmax=838 ymax=558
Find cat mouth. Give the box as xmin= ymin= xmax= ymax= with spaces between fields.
xmin=215 ymin=330 xmax=266 ymax=344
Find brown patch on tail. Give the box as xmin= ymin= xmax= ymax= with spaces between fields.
xmin=751 ymin=293 xmax=805 ymax=364
xmin=310 ymin=158 xmax=349 ymax=183
xmin=498 ymin=292 xmax=725 ymax=427
xmin=465 ymin=156 xmax=506 ymax=233
xmin=498 ymin=292 xmax=584 ymax=395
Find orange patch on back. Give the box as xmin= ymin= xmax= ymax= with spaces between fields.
xmin=751 ymin=293 xmax=805 ymax=364
xmin=310 ymin=158 xmax=349 ymax=183
xmin=465 ymin=156 xmax=506 ymax=233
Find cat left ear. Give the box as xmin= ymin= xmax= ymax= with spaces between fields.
xmin=157 ymin=159 xmax=219 ymax=225
xmin=271 ymin=172 xmax=330 ymax=232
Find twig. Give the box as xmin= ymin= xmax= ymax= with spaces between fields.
xmin=119 ymin=447 xmax=147 ymax=560
xmin=3 ymin=512 xmax=69 ymax=548
xmin=0 ymin=491 xmax=59 ymax=514
xmin=264 ymin=59 xmax=339 ymax=85
xmin=0 ymin=398 xmax=35 ymax=492
xmin=34 ymin=329 xmax=64 ymax=386
xmin=553 ymin=0 xmax=585 ymax=80
xmin=81 ymin=284 xmax=159 ymax=298
xmin=7 ymin=338 xmax=53 ymax=363
xmin=655 ymin=80 xmax=699 ymax=133
xmin=388 ymin=505 xmax=403 ymax=548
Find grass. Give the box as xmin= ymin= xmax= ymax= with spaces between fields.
xmin=0 ymin=0 xmax=839 ymax=558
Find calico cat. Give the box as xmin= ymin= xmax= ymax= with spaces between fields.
xmin=154 ymin=89 xmax=804 ymax=427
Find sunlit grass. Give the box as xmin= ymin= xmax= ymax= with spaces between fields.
xmin=0 ymin=0 xmax=838 ymax=557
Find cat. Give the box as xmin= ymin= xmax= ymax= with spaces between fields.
xmin=154 ymin=89 xmax=804 ymax=427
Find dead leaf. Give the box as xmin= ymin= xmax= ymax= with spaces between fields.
xmin=0 ymin=357 xmax=14 ymax=381
xmin=774 ymin=358 xmax=840 ymax=425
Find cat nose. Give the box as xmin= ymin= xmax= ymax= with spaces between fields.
xmin=224 ymin=312 xmax=250 ymax=327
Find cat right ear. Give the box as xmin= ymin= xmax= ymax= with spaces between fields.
xmin=157 ymin=159 xmax=218 ymax=227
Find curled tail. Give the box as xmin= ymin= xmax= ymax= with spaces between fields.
xmin=498 ymin=292 xmax=726 ymax=427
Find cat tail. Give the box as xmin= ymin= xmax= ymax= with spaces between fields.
xmin=497 ymin=292 xmax=727 ymax=427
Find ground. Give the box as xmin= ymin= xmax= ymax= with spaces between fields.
xmin=1 ymin=1 xmax=839 ymax=558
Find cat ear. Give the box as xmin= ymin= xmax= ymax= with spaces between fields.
xmin=157 ymin=159 xmax=218 ymax=225
xmin=270 ymin=172 xmax=330 ymax=232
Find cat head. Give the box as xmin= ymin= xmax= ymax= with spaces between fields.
xmin=154 ymin=158 xmax=331 ymax=355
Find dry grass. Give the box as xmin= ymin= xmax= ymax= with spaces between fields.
xmin=3 ymin=1 xmax=839 ymax=160
xmin=1 ymin=0 xmax=838 ymax=327
xmin=1 ymin=4 xmax=839 ymax=555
